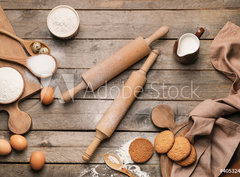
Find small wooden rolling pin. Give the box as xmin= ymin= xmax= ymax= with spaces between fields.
xmin=82 ymin=50 xmax=159 ymax=161
xmin=61 ymin=26 xmax=169 ymax=102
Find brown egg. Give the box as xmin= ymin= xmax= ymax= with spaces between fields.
xmin=30 ymin=151 xmax=45 ymax=171
xmin=0 ymin=139 xmax=12 ymax=155
xmin=10 ymin=135 xmax=27 ymax=151
xmin=40 ymin=86 xmax=54 ymax=105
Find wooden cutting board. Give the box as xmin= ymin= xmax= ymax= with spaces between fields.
xmin=160 ymin=123 xmax=191 ymax=177
xmin=0 ymin=6 xmax=41 ymax=134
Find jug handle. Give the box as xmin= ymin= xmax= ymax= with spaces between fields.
xmin=195 ymin=27 xmax=205 ymax=39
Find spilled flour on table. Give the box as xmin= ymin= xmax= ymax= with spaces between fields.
xmin=115 ymin=139 xmax=133 ymax=164
xmin=78 ymin=165 xmax=99 ymax=177
xmin=78 ymin=139 xmax=150 ymax=177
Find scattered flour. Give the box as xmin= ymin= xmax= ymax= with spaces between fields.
xmin=78 ymin=139 xmax=150 ymax=177
xmin=78 ymin=165 xmax=99 ymax=177
xmin=116 ymin=140 xmax=134 ymax=164
xmin=48 ymin=6 xmax=79 ymax=38
xmin=0 ymin=67 xmax=24 ymax=103
xmin=128 ymin=165 xmax=150 ymax=177
xmin=27 ymin=54 xmax=56 ymax=77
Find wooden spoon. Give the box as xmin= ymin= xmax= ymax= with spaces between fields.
xmin=0 ymin=29 xmax=50 ymax=56
xmin=0 ymin=54 xmax=57 ymax=78
xmin=151 ymin=104 xmax=189 ymax=134
xmin=104 ymin=153 xmax=135 ymax=177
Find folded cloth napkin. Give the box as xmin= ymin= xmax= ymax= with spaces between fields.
xmin=171 ymin=22 xmax=240 ymax=177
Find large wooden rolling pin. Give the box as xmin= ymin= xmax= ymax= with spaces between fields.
xmin=82 ymin=50 xmax=159 ymax=161
xmin=61 ymin=26 xmax=169 ymax=102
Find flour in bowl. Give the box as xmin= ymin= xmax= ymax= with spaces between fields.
xmin=47 ymin=6 xmax=79 ymax=38
xmin=0 ymin=67 xmax=24 ymax=104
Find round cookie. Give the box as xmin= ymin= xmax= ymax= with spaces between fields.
xmin=129 ymin=138 xmax=153 ymax=163
xmin=167 ymin=137 xmax=191 ymax=161
xmin=154 ymin=130 xmax=174 ymax=153
xmin=176 ymin=145 xmax=196 ymax=167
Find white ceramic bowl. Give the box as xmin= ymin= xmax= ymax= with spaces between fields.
xmin=0 ymin=67 xmax=24 ymax=104
xmin=47 ymin=5 xmax=80 ymax=39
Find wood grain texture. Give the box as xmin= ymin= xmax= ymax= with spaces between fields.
xmin=1 ymin=0 xmax=240 ymax=10
xmin=46 ymin=39 xmax=212 ymax=70
xmin=0 ymin=164 xmax=161 ymax=177
xmin=0 ymin=131 xmax=160 ymax=164
xmin=4 ymin=10 xmax=240 ymax=39
xmin=1 ymin=100 xmax=239 ymax=131
xmin=0 ymin=100 xmax=197 ymax=131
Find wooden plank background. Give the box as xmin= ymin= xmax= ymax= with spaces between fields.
xmin=0 ymin=0 xmax=239 ymax=177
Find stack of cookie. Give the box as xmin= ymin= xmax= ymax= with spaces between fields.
xmin=154 ymin=130 xmax=196 ymax=166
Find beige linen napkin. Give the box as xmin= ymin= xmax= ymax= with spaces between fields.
xmin=171 ymin=22 xmax=240 ymax=177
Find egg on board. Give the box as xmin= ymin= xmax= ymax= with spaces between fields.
xmin=40 ymin=86 xmax=54 ymax=105
xmin=30 ymin=151 xmax=46 ymax=171
xmin=10 ymin=135 xmax=27 ymax=151
xmin=0 ymin=139 xmax=12 ymax=156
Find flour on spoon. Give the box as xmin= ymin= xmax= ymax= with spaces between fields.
xmin=27 ymin=54 xmax=56 ymax=77
xmin=108 ymin=155 xmax=120 ymax=165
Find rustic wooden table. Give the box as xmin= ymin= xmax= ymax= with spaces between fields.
xmin=0 ymin=0 xmax=239 ymax=176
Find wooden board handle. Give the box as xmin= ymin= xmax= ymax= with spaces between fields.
xmin=140 ymin=49 xmax=159 ymax=73
xmin=61 ymin=81 xmax=87 ymax=102
xmin=7 ymin=103 xmax=32 ymax=134
xmin=145 ymin=26 xmax=169 ymax=45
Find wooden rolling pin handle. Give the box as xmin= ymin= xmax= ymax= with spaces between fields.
xmin=82 ymin=130 xmax=108 ymax=161
xmin=144 ymin=26 xmax=169 ymax=45
xmin=140 ymin=49 xmax=159 ymax=73
xmin=61 ymin=81 xmax=87 ymax=102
